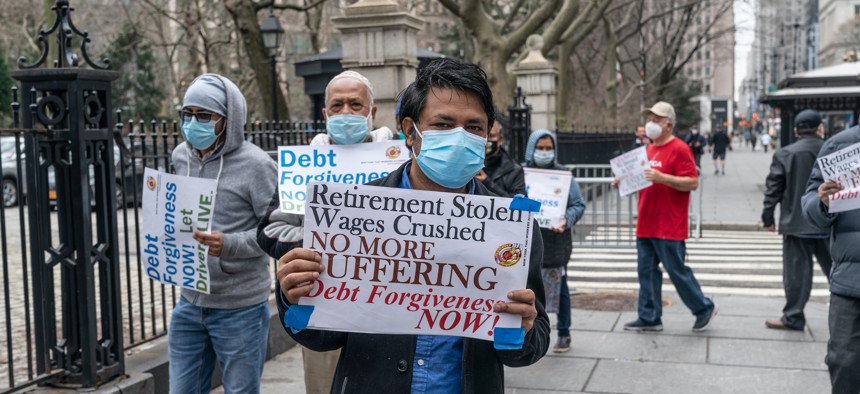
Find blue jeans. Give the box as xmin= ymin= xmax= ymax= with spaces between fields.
xmin=168 ymin=297 xmax=270 ymax=394
xmin=636 ymin=238 xmax=714 ymax=324
xmin=557 ymin=271 xmax=571 ymax=337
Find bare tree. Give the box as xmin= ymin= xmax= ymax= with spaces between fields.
xmin=437 ymin=0 xmax=583 ymax=107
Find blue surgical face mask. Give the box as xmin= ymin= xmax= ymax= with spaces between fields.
xmin=412 ymin=125 xmax=487 ymax=189
xmin=534 ymin=150 xmax=554 ymax=166
xmin=182 ymin=118 xmax=223 ymax=150
xmin=326 ymin=113 xmax=371 ymax=144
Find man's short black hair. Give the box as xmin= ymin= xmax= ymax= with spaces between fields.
xmin=399 ymin=58 xmax=495 ymax=136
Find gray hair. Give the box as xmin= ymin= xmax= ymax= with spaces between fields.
xmin=324 ymin=70 xmax=374 ymax=106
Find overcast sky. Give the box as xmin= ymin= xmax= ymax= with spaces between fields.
xmin=734 ymin=0 xmax=756 ymax=100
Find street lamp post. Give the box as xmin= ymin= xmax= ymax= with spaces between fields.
xmin=260 ymin=9 xmax=284 ymax=124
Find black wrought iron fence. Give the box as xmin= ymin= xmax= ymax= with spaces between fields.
xmin=0 ymin=114 xmax=324 ymax=392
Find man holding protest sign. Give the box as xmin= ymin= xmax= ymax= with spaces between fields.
xmin=761 ymin=109 xmax=832 ymax=332
xmin=168 ymin=74 xmax=277 ymax=393
xmin=275 ymin=58 xmax=549 ymax=393
xmin=524 ymin=128 xmax=585 ymax=353
xmin=802 ymin=125 xmax=860 ymax=393
xmin=614 ymin=101 xmax=718 ymax=333
xmin=256 ymin=70 xmax=394 ymax=394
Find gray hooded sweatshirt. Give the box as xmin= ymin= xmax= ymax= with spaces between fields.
xmin=171 ymin=74 xmax=277 ymax=309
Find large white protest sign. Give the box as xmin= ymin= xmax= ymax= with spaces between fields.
xmin=610 ymin=146 xmax=652 ymax=197
xmin=524 ymin=168 xmax=570 ymax=228
xmin=278 ymin=141 xmax=409 ymax=214
xmin=817 ymin=141 xmax=860 ymax=213
xmin=298 ymin=182 xmax=535 ymax=342
xmin=141 ymin=168 xmax=217 ymax=294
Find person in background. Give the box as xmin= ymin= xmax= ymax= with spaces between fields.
xmin=615 ymin=101 xmax=718 ymax=333
xmin=683 ymin=125 xmax=707 ymax=170
xmin=709 ymin=127 xmax=731 ymax=175
xmin=762 ymin=109 xmax=832 ymax=332
xmin=632 ymin=125 xmax=652 ymax=149
xmin=169 ymin=74 xmax=277 ymax=393
xmin=524 ymin=128 xmax=585 ymax=353
xmin=256 ymin=70 xmax=392 ymax=394
xmin=760 ymin=132 xmax=772 ymax=153
xmin=476 ymin=112 xmax=527 ymax=197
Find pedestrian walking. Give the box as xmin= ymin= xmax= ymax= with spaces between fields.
xmin=761 ymin=109 xmax=832 ymax=332
xmin=525 ymin=128 xmax=586 ymax=353
xmin=683 ymin=125 xmax=706 ymax=169
xmin=256 ymin=70 xmax=392 ymax=394
xmin=709 ymin=127 xmax=731 ymax=175
xmin=614 ymin=101 xmax=718 ymax=333
xmin=760 ymin=132 xmax=772 ymax=153
xmin=802 ymin=123 xmax=860 ymax=394
xmin=168 ymin=74 xmax=277 ymax=393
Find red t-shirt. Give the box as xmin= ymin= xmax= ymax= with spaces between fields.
xmin=636 ymin=137 xmax=698 ymax=240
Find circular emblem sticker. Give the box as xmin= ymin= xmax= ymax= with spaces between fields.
xmin=146 ymin=176 xmax=157 ymax=191
xmin=494 ymin=243 xmax=523 ymax=267
xmin=386 ymin=145 xmax=401 ymax=159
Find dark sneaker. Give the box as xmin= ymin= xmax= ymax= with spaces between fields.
xmin=692 ymin=303 xmax=719 ymax=332
xmin=553 ymin=336 xmax=571 ymax=353
xmin=714 ymin=169 xmax=719 ymax=175
xmin=721 ymin=170 xmax=725 ymax=175
xmin=765 ymin=319 xmax=804 ymax=331
xmin=623 ymin=319 xmax=663 ymax=332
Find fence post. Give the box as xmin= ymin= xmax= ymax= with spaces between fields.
xmin=507 ymin=87 xmax=531 ymax=164
xmin=11 ymin=0 xmax=124 ymax=387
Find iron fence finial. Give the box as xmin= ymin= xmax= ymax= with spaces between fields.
xmin=17 ymin=0 xmax=110 ymax=70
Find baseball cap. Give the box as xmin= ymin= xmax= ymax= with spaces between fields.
xmin=642 ymin=101 xmax=676 ymax=122
xmin=794 ymin=109 xmax=821 ymax=131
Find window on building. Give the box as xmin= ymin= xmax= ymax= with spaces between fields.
xmin=705 ymin=84 xmax=711 ymax=93
xmin=706 ymin=50 xmax=711 ymax=59
xmin=697 ymin=51 xmax=702 ymax=60
xmin=705 ymin=66 xmax=711 ymax=76
xmin=855 ymin=4 xmax=860 ymax=15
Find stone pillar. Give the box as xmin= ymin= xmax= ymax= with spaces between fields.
xmin=332 ymin=0 xmax=423 ymax=131
xmin=513 ymin=35 xmax=558 ymax=131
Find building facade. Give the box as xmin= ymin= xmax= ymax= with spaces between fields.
xmin=818 ymin=0 xmax=860 ymax=67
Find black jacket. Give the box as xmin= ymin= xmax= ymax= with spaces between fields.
xmin=802 ymin=126 xmax=860 ymax=299
xmin=276 ymin=161 xmax=550 ymax=393
xmin=762 ymin=135 xmax=826 ymax=234
xmin=709 ymin=131 xmax=731 ymax=153
xmin=482 ymin=148 xmax=527 ymax=198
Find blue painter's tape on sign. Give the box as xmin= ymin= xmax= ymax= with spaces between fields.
xmin=509 ymin=194 xmax=541 ymax=212
xmin=493 ymin=327 xmax=525 ymax=350
xmin=283 ymin=305 xmax=315 ymax=334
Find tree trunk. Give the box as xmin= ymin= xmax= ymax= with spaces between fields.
xmin=226 ymin=0 xmax=289 ymax=122
xmin=478 ymin=49 xmax=515 ymax=112
xmin=557 ymin=42 xmax=572 ymax=130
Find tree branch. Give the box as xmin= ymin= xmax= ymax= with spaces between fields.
xmin=438 ymin=0 xmax=462 ymax=17
xmin=540 ymin=0 xmax=580 ymax=52
xmin=255 ymin=0 xmax=326 ymax=12
xmin=501 ymin=0 xmax=528 ymax=35
xmin=503 ymin=0 xmax=561 ymax=54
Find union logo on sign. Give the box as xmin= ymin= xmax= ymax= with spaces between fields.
xmin=494 ymin=243 xmax=523 ymax=267
xmin=146 ymin=176 xmax=157 ymax=191
xmin=386 ymin=145 xmax=401 ymax=159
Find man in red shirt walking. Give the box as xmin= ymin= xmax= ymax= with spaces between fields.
xmin=615 ymin=101 xmax=718 ymax=332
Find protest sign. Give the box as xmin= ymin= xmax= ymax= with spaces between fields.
xmin=610 ymin=146 xmax=652 ymax=197
xmin=278 ymin=141 xmax=409 ymax=214
xmin=141 ymin=168 xmax=217 ymax=294
xmin=297 ymin=182 xmax=536 ymax=343
xmin=524 ymin=168 xmax=571 ymax=228
xmin=817 ymin=141 xmax=860 ymax=213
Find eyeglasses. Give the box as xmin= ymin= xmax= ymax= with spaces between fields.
xmin=179 ymin=110 xmax=220 ymax=124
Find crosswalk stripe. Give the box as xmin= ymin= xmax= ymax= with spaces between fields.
xmin=566 ymin=228 xmax=830 ymax=297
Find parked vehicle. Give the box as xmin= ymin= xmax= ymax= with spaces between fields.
xmin=1 ymin=137 xmax=25 ymax=207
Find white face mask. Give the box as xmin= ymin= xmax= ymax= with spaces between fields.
xmin=645 ymin=121 xmax=663 ymax=140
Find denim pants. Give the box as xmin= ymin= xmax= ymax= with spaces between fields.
xmin=826 ymin=293 xmax=860 ymax=393
xmin=781 ymin=235 xmax=833 ymax=329
xmin=636 ymin=238 xmax=714 ymax=324
xmin=168 ymin=297 xmax=270 ymax=394
xmin=557 ymin=270 xmax=571 ymax=337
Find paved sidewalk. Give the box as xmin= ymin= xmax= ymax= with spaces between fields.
xmin=252 ymin=293 xmax=830 ymax=393
xmin=698 ymin=141 xmax=776 ymax=227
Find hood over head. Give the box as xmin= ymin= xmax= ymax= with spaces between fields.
xmin=182 ymin=73 xmax=247 ymax=160
xmin=525 ymin=128 xmax=557 ymax=166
